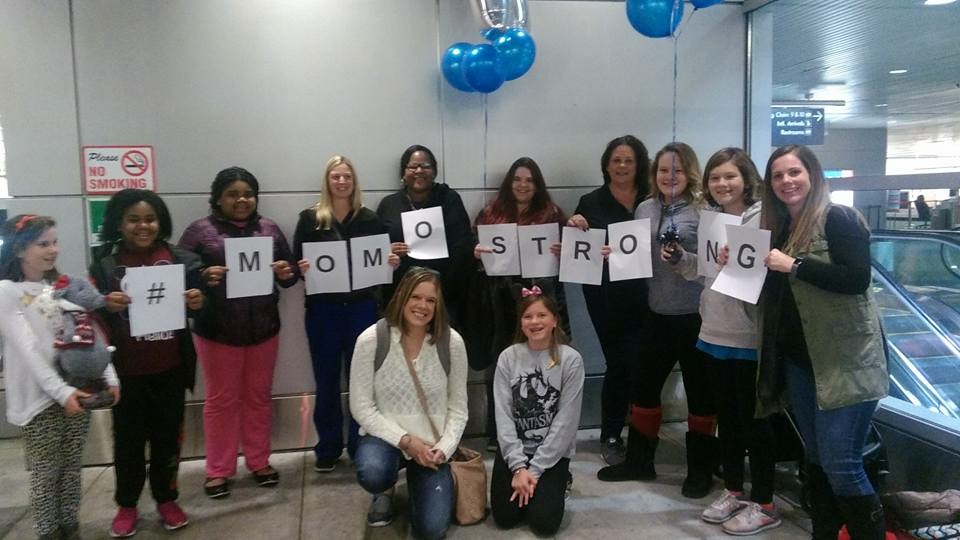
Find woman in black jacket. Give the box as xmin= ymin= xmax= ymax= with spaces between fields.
xmin=294 ymin=155 xmax=398 ymax=473
xmin=376 ymin=145 xmax=473 ymax=327
xmin=566 ymin=135 xmax=650 ymax=464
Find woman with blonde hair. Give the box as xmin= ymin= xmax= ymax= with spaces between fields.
xmin=350 ymin=267 xmax=468 ymax=539
xmin=293 ymin=155 xmax=398 ymax=472
xmin=598 ymin=142 xmax=719 ymax=500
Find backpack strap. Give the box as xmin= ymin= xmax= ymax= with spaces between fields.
xmin=374 ymin=318 xmax=390 ymax=372
xmin=437 ymin=328 xmax=450 ymax=376
xmin=373 ymin=317 xmax=451 ymax=376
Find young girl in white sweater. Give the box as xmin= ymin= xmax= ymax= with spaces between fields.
xmin=0 ymin=215 xmax=119 ymax=539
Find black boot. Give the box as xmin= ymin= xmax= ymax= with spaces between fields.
xmin=805 ymin=464 xmax=844 ymax=540
xmin=681 ymin=431 xmax=717 ymax=499
xmin=597 ymin=427 xmax=657 ymax=482
xmin=837 ymin=494 xmax=886 ymax=540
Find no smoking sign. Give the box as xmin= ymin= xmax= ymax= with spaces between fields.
xmin=82 ymin=145 xmax=156 ymax=195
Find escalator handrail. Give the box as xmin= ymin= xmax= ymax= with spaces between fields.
xmin=873 ymin=230 xmax=960 ymax=281
xmin=870 ymin=262 xmax=960 ymax=416
xmin=873 ymin=229 xmax=960 ymax=244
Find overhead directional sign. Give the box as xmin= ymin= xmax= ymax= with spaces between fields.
xmin=771 ymin=108 xmax=825 ymax=146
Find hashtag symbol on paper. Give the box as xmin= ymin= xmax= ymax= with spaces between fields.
xmin=147 ymin=282 xmax=166 ymax=304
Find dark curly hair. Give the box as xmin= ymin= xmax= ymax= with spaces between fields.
xmin=209 ymin=166 xmax=260 ymax=216
xmin=99 ymin=189 xmax=172 ymax=245
xmin=601 ymin=135 xmax=650 ymax=196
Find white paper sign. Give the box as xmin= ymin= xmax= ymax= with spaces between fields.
xmin=711 ymin=225 xmax=771 ymax=304
xmin=518 ymin=223 xmax=560 ymax=278
xmin=350 ymin=234 xmax=393 ymax=290
xmin=478 ymin=224 xmax=520 ymax=276
xmin=608 ymin=219 xmax=652 ymax=281
xmin=225 ymin=236 xmax=274 ymax=299
xmin=302 ymin=241 xmax=350 ymax=295
xmin=559 ymin=226 xmax=605 ymax=285
xmin=698 ymin=212 xmax=742 ymax=278
xmin=402 ymin=207 xmax=448 ymax=260
xmin=124 ymin=264 xmax=185 ymax=337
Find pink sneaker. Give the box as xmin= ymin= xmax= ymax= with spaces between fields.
xmin=110 ymin=507 xmax=138 ymax=538
xmin=157 ymin=501 xmax=189 ymax=531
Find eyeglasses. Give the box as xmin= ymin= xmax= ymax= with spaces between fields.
xmin=405 ymin=163 xmax=434 ymax=172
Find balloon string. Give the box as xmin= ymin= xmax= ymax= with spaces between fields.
xmin=482 ymin=93 xmax=489 ymax=203
xmin=669 ymin=0 xmax=683 ymax=229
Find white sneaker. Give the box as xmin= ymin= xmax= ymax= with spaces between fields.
xmin=366 ymin=493 xmax=393 ymax=527
xmin=721 ymin=502 xmax=782 ymax=536
xmin=701 ymin=490 xmax=747 ymax=523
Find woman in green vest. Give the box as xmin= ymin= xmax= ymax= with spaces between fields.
xmin=758 ymin=144 xmax=888 ymax=539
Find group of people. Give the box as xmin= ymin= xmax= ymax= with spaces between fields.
xmin=0 ymin=139 xmax=888 ymax=540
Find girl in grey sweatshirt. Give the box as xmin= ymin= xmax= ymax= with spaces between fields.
xmin=491 ymin=291 xmax=584 ymax=536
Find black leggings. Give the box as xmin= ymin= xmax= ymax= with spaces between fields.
xmin=709 ymin=357 xmax=776 ymax=503
xmin=112 ymin=368 xmax=185 ymax=507
xmin=490 ymin=451 xmax=569 ymax=536
xmin=633 ymin=312 xmax=715 ymax=417
xmin=582 ymin=282 xmax=646 ymax=439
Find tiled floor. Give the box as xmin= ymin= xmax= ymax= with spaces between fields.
xmin=0 ymin=424 xmax=811 ymax=539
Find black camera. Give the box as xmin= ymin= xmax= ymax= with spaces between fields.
xmin=657 ymin=226 xmax=682 ymax=246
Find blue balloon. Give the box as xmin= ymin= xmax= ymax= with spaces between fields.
xmin=441 ymin=42 xmax=475 ymax=92
xmin=481 ymin=27 xmax=505 ymax=41
xmin=462 ymin=43 xmax=505 ymax=93
xmin=493 ymin=28 xmax=536 ymax=81
xmin=625 ymin=0 xmax=683 ymax=38
xmin=691 ymin=0 xmax=724 ymax=7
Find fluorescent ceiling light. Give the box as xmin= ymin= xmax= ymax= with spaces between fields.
xmin=875 ymin=103 xmax=888 ymax=107
xmin=889 ymin=69 xmax=909 ymax=74
xmin=771 ymin=100 xmax=846 ymax=107
xmin=924 ymin=0 xmax=956 ymax=5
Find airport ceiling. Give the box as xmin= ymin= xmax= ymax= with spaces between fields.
xmin=761 ymin=0 xmax=960 ymax=153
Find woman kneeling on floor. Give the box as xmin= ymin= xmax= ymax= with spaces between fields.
xmin=349 ymin=267 xmax=468 ymax=540
xmin=491 ymin=290 xmax=584 ymax=536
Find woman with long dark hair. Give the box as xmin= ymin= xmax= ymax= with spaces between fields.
xmin=757 ymin=144 xmax=887 ymax=539
xmin=467 ymin=156 xmax=568 ymax=449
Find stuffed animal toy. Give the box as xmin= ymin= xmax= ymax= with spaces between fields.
xmin=51 ymin=275 xmax=116 ymax=409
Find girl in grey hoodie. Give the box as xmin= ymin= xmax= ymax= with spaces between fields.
xmin=676 ymin=148 xmax=780 ymax=535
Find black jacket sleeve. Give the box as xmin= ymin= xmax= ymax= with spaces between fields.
xmin=795 ymin=205 xmax=871 ymax=294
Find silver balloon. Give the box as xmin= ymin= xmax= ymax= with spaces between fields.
xmin=471 ymin=0 xmax=529 ymax=31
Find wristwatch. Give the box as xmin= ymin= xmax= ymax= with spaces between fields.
xmin=790 ymin=257 xmax=803 ymax=276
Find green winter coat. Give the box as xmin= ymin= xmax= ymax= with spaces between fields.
xmin=756 ymin=206 xmax=888 ymax=417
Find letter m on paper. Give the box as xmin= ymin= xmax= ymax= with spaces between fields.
xmin=239 ymin=251 xmax=260 ymax=272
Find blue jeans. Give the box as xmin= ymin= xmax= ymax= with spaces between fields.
xmin=355 ymin=435 xmax=454 ymax=540
xmin=305 ymin=299 xmax=377 ymax=460
xmin=785 ymin=360 xmax=878 ymax=496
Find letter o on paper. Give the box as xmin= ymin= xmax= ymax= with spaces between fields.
xmin=415 ymin=221 xmax=432 ymax=239
xmin=316 ymin=255 xmax=335 ymax=272
xmin=619 ymin=235 xmax=638 ymax=254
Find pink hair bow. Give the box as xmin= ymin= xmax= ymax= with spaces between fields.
xmin=521 ymin=285 xmax=542 ymax=298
